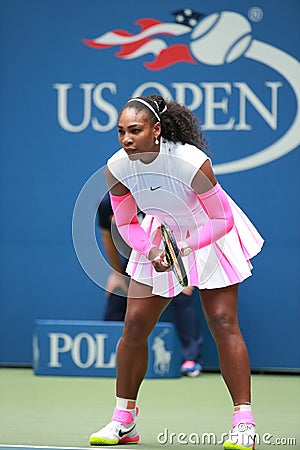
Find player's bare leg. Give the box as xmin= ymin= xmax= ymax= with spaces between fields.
xmin=90 ymin=279 xmax=171 ymax=445
xmin=117 ymin=279 xmax=172 ymax=399
xmin=200 ymin=284 xmax=256 ymax=449
xmin=200 ymin=283 xmax=250 ymax=403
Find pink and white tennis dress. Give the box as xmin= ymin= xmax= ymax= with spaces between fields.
xmin=107 ymin=139 xmax=264 ymax=298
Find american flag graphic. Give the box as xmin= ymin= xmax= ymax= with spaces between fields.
xmin=83 ymin=9 xmax=205 ymax=71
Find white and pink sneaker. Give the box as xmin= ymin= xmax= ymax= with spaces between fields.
xmin=89 ymin=407 xmax=139 ymax=445
xmin=223 ymin=423 xmax=256 ymax=450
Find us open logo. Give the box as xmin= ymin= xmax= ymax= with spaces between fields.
xmin=54 ymin=9 xmax=300 ymax=172
xmin=78 ymin=8 xmax=300 ymax=173
xmin=69 ymin=8 xmax=299 ymax=289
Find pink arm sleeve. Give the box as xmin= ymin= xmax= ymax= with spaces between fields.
xmin=184 ymin=183 xmax=234 ymax=251
xmin=109 ymin=192 xmax=153 ymax=258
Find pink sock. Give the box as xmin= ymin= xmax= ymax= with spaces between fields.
xmin=112 ymin=408 xmax=136 ymax=425
xmin=232 ymin=410 xmax=256 ymax=427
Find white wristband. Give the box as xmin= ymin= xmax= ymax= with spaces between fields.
xmin=180 ymin=241 xmax=192 ymax=257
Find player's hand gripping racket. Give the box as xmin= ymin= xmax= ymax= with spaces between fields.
xmin=160 ymin=222 xmax=188 ymax=287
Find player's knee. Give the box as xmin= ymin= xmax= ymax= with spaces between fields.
xmin=206 ymin=310 xmax=237 ymax=336
xmin=122 ymin=315 xmax=152 ymax=344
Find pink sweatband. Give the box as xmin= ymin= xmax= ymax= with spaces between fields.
xmin=112 ymin=408 xmax=135 ymax=425
xmin=232 ymin=410 xmax=256 ymax=427
xmin=109 ymin=192 xmax=152 ymax=258
xmin=185 ymin=183 xmax=234 ymax=251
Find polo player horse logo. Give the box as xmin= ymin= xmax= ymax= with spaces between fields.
xmin=151 ymin=329 xmax=172 ymax=375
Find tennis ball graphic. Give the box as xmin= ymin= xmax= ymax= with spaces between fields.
xmin=190 ymin=12 xmax=252 ymax=65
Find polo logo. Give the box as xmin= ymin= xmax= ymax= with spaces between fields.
xmin=151 ymin=328 xmax=172 ymax=376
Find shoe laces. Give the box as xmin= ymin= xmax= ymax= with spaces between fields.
xmin=102 ymin=420 xmax=124 ymax=433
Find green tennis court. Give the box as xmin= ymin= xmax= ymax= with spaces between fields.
xmin=0 ymin=369 xmax=299 ymax=449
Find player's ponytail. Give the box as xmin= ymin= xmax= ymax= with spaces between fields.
xmin=147 ymin=94 xmax=208 ymax=152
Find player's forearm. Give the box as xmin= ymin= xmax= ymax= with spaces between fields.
xmin=109 ymin=192 xmax=152 ymax=258
xmin=183 ymin=184 xmax=234 ymax=252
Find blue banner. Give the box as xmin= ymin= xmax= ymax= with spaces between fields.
xmin=33 ymin=320 xmax=181 ymax=378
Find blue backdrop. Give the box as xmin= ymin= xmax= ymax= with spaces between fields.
xmin=0 ymin=0 xmax=299 ymax=370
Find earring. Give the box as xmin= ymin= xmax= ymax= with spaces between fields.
xmin=155 ymin=137 xmax=159 ymax=145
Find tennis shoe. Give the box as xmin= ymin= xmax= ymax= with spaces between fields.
xmin=89 ymin=407 xmax=139 ymax=445
xmin=181 ymin=360 xmax=202 ymax=377
xmin=223 ymin=423 xmax=256 ymax=450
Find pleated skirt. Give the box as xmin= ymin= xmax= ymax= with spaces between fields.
xmin=126 ymin=198 xmax=264 ymax=298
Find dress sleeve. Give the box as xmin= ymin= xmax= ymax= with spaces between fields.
xmin=171 ymin=143 xmax=210 ymax=187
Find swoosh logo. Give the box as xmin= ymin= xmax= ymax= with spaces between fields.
xmin=150 ymin=186 xmax=161 ymax=191
xmin=118 ymin=424 xmax=136 ymax=438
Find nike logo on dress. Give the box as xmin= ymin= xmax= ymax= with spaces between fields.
xmin=118 ymin=424 xmax=136 ymax=438
xmin=150 ymin=186 xmax=161 ymax=191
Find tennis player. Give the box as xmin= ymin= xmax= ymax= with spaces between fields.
xmin=89 ymin=95 xmax=264 ymax=449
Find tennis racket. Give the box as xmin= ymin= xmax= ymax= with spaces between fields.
xmin=160 ymin=222 xmax=188 ymax=288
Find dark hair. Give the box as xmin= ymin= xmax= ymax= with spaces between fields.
xmin=120 ymin=94 xmax=208 ymax=152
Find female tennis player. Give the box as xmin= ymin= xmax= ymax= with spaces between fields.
xmin=89 ymin=95 xmax=264 ymax=449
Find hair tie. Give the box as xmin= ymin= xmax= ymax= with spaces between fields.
xmin=153 ymin=100 xmax=159 ymax=110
